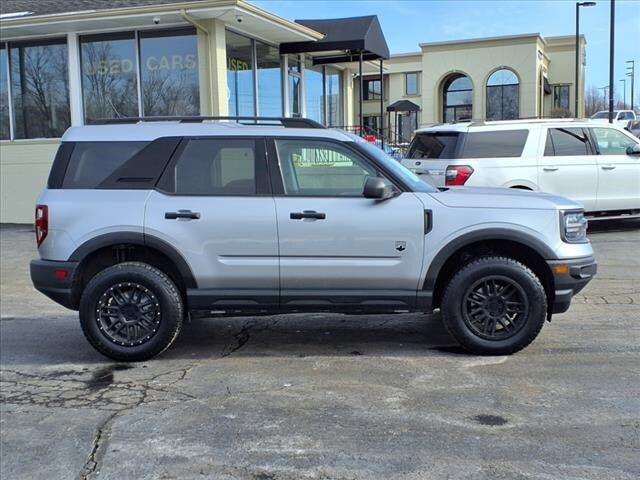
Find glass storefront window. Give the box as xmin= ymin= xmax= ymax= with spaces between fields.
xmin=226 ymin=31 xmax=255 ymax=116
xmin=1 ymin=45 xmax=10 ymax=139
xmin=80 ymin=32 xmax=139 ymax=123
xmin=256 ymin=41 xmax=281 ymax=117
xmin=325 ymin=67 xmax=342 ymax=127
xmin=10 ymin=39 xmax=70 ymax=139
xmin=288 ymin=55 xmax=301 ymax=117
xmin=305 ymin=62 xmax=324 ymax=124
xmin=139 ymin=28 xmax=199 ymax=116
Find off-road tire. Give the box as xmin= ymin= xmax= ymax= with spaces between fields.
xmin=79 ymin=262 xmax=183 ymax=361
xmin=441 ymin=256 xmax=547 ymax=355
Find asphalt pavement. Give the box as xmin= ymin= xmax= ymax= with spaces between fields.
xmin=1 ymin=221 xmax=639 ymax=480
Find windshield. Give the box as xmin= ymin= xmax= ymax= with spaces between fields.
xmin=357 ymin=141 xmax=437 ymax=193
xmin=591 ymin=111 xmax=617 ymax=119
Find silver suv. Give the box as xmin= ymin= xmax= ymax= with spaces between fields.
xmin=30 ymin=117 xmax=597 ymax=361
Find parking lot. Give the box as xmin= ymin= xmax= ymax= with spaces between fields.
xmin=1 ymin=221 xmax=639 ymax=480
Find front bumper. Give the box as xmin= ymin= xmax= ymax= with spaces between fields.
xmin=30 ymin=259 xmax=79 ymax=310
xmin=547 ymin=255 xmax=597 ymax=314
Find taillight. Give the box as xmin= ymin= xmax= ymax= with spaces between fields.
xmin=445 ymin=165 xmax=474 ymax=186
xmin=35 ymin=205 xmax=48 ymax=247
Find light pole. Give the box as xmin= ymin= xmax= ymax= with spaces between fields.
xmin=575 ymin=1 xmax=596 ymax=118
xmin=608 ymin=0 xmax=615 ymax=123
xmin=627 ymin=60 xmax=635 ymax=112
xmin=620 ymin=79 xmax=626 ymax=109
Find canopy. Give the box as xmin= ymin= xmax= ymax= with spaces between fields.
xmin=280 ymin=15 xmax=390 ymax=62
xmin=387 ymin=100 xmax=421 ymax=112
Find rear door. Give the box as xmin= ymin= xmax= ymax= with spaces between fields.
xmin=589 ymin=126 xmax=640 ymax=211
xmin=537 ymin=127 xmax=598 ymax=211
xmin=144 ymin=137 xmax=279 ymax=309
xmin=270 ymin=137 xmax=426 ymax=311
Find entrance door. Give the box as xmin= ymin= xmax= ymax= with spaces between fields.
xmin=144 ymin=137 xmax=279 ymax=309
xmin=270 ymin=137 xmax=426 ymax=310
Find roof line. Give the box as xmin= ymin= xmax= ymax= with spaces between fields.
xmin=0 ymin=0 xmax=324 ymax=40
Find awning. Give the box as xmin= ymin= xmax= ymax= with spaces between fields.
xmin=280 ymin=15 xmax=390 ymax=63
xmin=387 ymin=100 xmax=420 ymax=112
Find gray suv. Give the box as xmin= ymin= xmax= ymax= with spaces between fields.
xmin=30 ymin=117 xmax=597 ymax=361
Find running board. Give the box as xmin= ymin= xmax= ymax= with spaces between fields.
xmin=587 ymin=214 xmax=640 ymax=221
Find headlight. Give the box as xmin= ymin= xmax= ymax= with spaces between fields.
xmin=560 ymin=210 xmax=588 ymax=243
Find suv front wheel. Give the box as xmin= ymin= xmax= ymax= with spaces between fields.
xmin=441 ymin=256 xmax=547 ymax=355
xmin=79 ymin=262 xmax=184 ymax=362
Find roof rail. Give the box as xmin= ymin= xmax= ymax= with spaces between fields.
xmin=88 ymin=116 xmax=326 ymax=129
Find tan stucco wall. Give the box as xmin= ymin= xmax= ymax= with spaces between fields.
xmin=420 ymin=37 xmax=539 ymax=123
xmin=544 ymin=36 xmax=586 ymax=117
xmin=0 ymin=141 xmax=60 ymax=224
xmin=352 ymin=35 xmax=585 ymax=127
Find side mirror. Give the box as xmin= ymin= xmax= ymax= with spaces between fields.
xmin=363 ymin=176 xmax=395 ymax=200
xmin=626 ymin=144 xmax=640 ymax=155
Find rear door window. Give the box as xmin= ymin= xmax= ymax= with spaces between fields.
xmin=544 ymin=128 xmax=591 ymax=156
xmin=459 ymin=130 xmax=529 ymax=158
xmin=158 ymin=138 xmax=267 ymax=195
xmin=62 ymin=141 xmax=148 ymax=188
xmin=406 ymin=132 xmax=460 ymax=159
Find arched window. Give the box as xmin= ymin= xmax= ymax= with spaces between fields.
xmin=442 ymin=74 xmax=473 ymax=122
xmin=486 ymin=69 xmax=519 ymax=120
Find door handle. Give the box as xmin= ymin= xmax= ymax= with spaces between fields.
xmin=543 ymin=166 xmax=559 ymax=172
xmin=601 ymin=165 xmax=616 ymax=170
xmin=290 ymin=210 xmax=326 ymax=220
xmin=165 ymin=210 xmax=200 ymax=220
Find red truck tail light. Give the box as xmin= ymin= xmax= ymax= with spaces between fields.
xmin=445 ymin=165 xmax=474 ymax=186
xmin=35 ymin=205 xmax=48 ymax=247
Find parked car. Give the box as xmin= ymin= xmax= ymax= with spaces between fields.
xmin=401 ymin=119 xmax=640 ymax=215
xmin=590 ymin=110 xmax=637 ymax=128
xmin=628 ymin=119 xmax=640 ymax=139
xmin=31 ymin=117 xmax=596 ymax=361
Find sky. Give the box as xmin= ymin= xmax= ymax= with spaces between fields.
xmin=251 ymin=0 xmax=640 ymax=102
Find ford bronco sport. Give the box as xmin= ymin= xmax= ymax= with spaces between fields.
xmin=31 ymin=117 xmax=597 ymax=361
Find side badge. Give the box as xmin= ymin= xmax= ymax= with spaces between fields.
xmin=395 ymin=241 xmax=407 ymax=252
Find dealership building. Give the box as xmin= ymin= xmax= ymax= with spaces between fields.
xmin=0 ymin=0 xmax=585 ymax=223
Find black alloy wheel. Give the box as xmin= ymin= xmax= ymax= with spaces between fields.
xmin=461 ymin=276 xmax=528 ymax=340
xmin=96 ymin=282 xmax=162 ymax=346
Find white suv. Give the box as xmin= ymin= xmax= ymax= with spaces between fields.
xmin=402 ymin=119 xmax=640 ymax=215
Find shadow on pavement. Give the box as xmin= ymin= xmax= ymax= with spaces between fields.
xmin=0 ymin=313 xmax=462 ymax=367
xmin=587 ymin=218 xmax=640 ymax=234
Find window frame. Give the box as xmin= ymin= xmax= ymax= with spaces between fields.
xmin=266 ymin=137 xmax=407 ymax=197
xmin=552 ymin=84 xmax=571 ymax=111
xmin=6 ymin=37 xmax=71 ymax=140
xmin=485 ymin=68 xmax=520 ymax=121
xmin=405 ymin=72 xmax=419 ymax=96
xmin=156 ymin=136 xmax=271 ymax=196
xmin=363 ymin=77 xmax=383 ymax=101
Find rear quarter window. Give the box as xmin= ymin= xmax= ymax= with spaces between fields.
xmin=406 ymin=132 xmax=460 ymax=159
xmin=62 ymin=141 xmax=148 ymax=189
xmin=459 ymin=130 xmax=529 ymax=158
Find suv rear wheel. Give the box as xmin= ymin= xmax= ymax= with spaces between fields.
xmin=79 ymin=262 xmax=183 ymax=362
xmin=441 ymin=256 xmax=547 ymax=355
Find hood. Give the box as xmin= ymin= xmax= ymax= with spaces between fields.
xmin=428 ymin=186 xmax=583 ymax=210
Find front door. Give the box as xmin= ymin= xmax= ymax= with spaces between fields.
xmin=538 ymin=127 xmax=598 ymax=211
xmin=589 ymin=126 xmax=640 ymax=211
xmin=144 ymin=137 xmax=279 ymax=309
xmin=269 ymin=137 xmax=426 ymax=311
